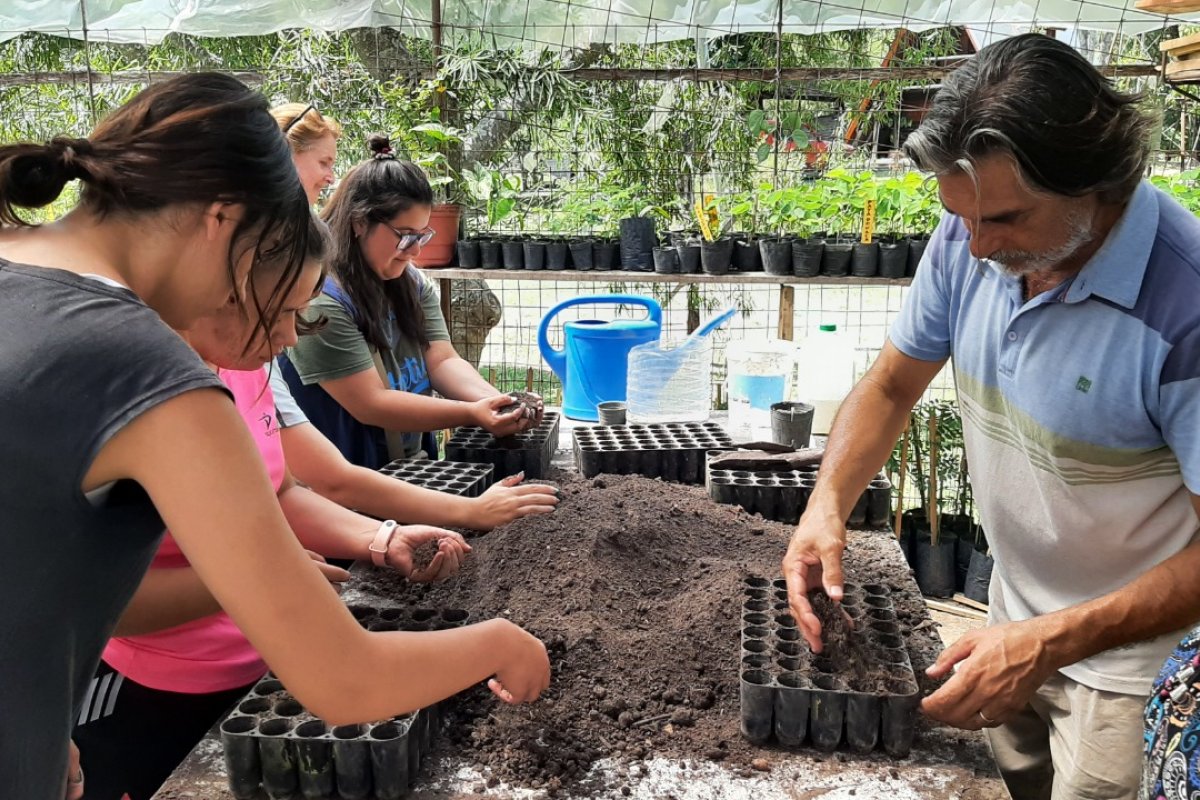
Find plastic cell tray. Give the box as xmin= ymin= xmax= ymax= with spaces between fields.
xmin=572 ymin=422 xmax=736 ymax=485
xmin=708 ymin=459 xmax=892 ymax=527
xmin=444 ymin=412 xmax=560 ymax=480
xmin=378 ymin=458 xmax=494 ymax=498
xmin=739 ymin=576 xmax=921 ymax=756
xmin=219 ymin=605 xmax=471 ymax=800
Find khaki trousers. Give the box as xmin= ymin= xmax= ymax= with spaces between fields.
xmin=986 ymin=590 xmax=1146 ymax=800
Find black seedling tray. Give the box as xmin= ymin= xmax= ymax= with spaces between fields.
xmin=444 ymin=412 xmax=560 ymax=480
xmin=572 ymin=422 xmax=735 ymax=485
xmin=378 ymin=458 xmax=494 ymax=498
xmin=709 ymin=458 xmax=891 ymax=528
xmin=220 ymin=604 xmax=471 ymax=800
xmin=739 ymin=576 xmax=921 ymax=757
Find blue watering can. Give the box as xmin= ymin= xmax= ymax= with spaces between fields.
xmin=538 ymin=294 xmax=663 ymax=421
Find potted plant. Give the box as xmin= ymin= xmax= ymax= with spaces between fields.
xmin=903 ymin=174 xmax=942 ymax=276
xmin=844 ymin=170 xmax=879 ymax=278
xmin=405 ymin=119 xmax=466 ymax=269
xmin=789 ymin=183 xmax=825 ymax=278
xmin=874 ymin=174 xmax=914 ymax=279
xmin=817 ymin=170 xmax=856 ymax=277
xmin=757 ymin=184 xmax=798 ymax=276
xmin=464 ymin=165 xmax=521 ymax=270
xmin=695 ymin=194 xmax=733 ymax=275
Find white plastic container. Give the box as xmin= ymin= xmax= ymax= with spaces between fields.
xmin=626 ymin=336 xmax=712 ymax=424
xmin=726 ymin=340 xmax=794 ymax=440
xmin=795 ymin=324 xmax=856 ymax=436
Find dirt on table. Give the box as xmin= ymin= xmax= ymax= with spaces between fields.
xmin=351 ymin=472 xmax=975 ymax=797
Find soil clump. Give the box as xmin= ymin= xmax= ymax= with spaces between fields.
xmin=352 ymin=472 xmax=946 ymax=795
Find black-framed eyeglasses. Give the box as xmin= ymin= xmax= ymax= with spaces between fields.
xmin=283 ymin=103 xmax=316 ymax=133
xmin=379 ymin=222 xmax=435 ymax=252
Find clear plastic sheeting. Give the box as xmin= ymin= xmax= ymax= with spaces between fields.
xmin=0 ymin=0 xmax=1187 ymax=46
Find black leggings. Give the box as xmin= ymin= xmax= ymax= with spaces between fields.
xmin=73 ymin=659 xmax=259 ymax=800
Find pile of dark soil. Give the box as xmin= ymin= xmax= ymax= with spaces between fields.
xmin=353 ymin=472 xmax=944 ymax=795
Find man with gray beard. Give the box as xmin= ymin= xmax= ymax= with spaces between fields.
xmin=782 ymin=33 xmax=1200 ymax=799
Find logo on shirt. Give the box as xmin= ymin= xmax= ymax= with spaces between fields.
xmin=1075 ymin=376 xmax=1092 ymax=394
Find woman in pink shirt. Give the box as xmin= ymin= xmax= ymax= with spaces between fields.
xmin=71 ymin=231 xmax=480 ymax=800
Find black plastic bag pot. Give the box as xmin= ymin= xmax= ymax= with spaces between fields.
xmin=964 ymin=548 xmax=994 ymax=605
xmin=821 ymin=241 xmax=853 ymax=276
xmin=294 ymin=720 xmax=334 ymax=800
xmin=501 ymin=239 xmax=524 ymax=270
xmin=850 ymin=242 xmax=879 ymax=277
xmin=734 ymin=239 xmax=763 ymax=272
xmin=907 ymin=236 xmax=929 ymax=277
xmin=568 ymin=238 xmax=593 ymax=271
xmin=792 ymin=238 xmax=823 ymax=277
xmin=739 ymin=669 xmax=774 ymax=744
xmin=478 ymin=239 xmax=502 ymax=270
xmin=546 ymin=240 xmax=569 ymax=270
xmin=593 ymin=239 xmax=619 ymax=270
xmin=879 ymin=240 xmax=909 ymax=278
xmin=677 ymin=242 xmax=701 ymax=274
xmin=760 ymin=237 xmax=793 ymax=276
xmin=220 ymin=716 xmax=261 ymax=800
xmin=456 ymin=239 xmax=480 ymax=269
xmin=915 ymin=532 xmax=957 ymax=598
xmin=701 ymin=238 xmax=734 ymax=275
xmin=652 ymin=246 xmax=680 ymax=274
xmin=619 ymin=216 xmax=656 ymax=272
xmin=523 ymin=240 xmax=547 ymax=271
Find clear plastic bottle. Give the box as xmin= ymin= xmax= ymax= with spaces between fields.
xmin=726 ymin=340 xmax=794 ymax=440
xmin=795 ymin=324 xmax=856 ymax=436
xmin=626 ymin=336 xmax=713 ymax=424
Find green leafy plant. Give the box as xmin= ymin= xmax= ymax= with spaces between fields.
xmin=746 ymin=109 xmax=810 ymax=165
xmin=406 ymin=118 xmax=466 ymax=203
xmin=464 ymin=165 xmax=521 ymax=230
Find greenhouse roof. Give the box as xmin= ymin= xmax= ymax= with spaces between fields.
xmin=0 ymin=0 xmax=1186 ymax=46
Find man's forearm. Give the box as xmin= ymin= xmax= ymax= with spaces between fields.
xmin=1041 ymin=539 xmax=1200 ymax=670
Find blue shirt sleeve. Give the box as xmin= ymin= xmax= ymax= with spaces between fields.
xmin=1159 ymin=327 xmax=1200 ymax=494
xmin=887 ymin=213 xmax=956 ymax=363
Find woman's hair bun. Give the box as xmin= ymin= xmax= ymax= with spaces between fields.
xmin=367 ymin=134 xmax=395 ymax=160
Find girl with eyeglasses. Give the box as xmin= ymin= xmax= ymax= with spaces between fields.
xmin=264 ymin=108 xmax=558 ymax=528
xmin=281 ymin=135 xmax=541 ymax=470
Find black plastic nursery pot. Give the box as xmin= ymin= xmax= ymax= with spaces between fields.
xmin=568 ymin=238 xmax=594 ymax=271
xmin=500 ymin=239 xmax=525 ymax=270
xmin=478 ymin=239 xmax=502 ymax=270
xmin=574 ymin=422 xmax=734 ymax=485
xmin=907 ymin=236 xmax=929 ymax=277
xmin=546 ymin=239 xmax=569 ymax=270
xmin=821 ymin=240 xmax=854 ymax=277
xmin=734 ymin=239 xmax=763 ymax=272
xmin=677 ymin=242 xmax=702 ymax=274
xmin=850 ymin=242 xmax=879 ymax=277
xmin=759 ymin=237 xmax=794 ymax=276
xmin=523 ymin=239 xmax=547 ymax=271
xmin=701 ymin=238 xmax=735 ymax=275
xmin=915 ymin=530 xmax=958 ymax=598
xmin=964 ymin=546 xmax=994 ymax=605
xmin=455 ymin=239 xmax=480 ymax=269
xmin=619 ymin=216 xmax=656 ymax=272
xmin=879 ymin=240 xmax=910 ymax=278
xmin=652 ymin=246 xmax=681 ymax=274
xmin=593 ymin=239 xmax=619 ymax=270
xmin=792 ymin=238 xmax=824 ymax=277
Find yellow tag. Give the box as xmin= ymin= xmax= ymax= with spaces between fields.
xmin=861 ymin=199 xmax=876 ymax=244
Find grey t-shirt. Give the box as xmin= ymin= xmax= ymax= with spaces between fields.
xmin=0 ymin=261 xmax=226 ymax=800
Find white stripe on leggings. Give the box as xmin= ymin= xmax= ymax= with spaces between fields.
xmin=76 ymin=676 xmax=99 ymax=727
xmin=102 ymin=674 xmax=125 ymax=718
xmin=88 ymin=673 xmax=114 ymax=723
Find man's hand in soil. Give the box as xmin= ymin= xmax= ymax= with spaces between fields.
xmin=921 ymin=618 xmax=1060 ymax=730
xmin=473 ymin=472 xmax=559 ymax=530
xmin=783 ymin=509 xmax=847 ymax=653
xmin=388 ymin=526 xmax=471 ymax=583
xmin=472 ymin=394 xmax=530 ymax=438
xmin=486 ymin=621 xmax=551 ymax=704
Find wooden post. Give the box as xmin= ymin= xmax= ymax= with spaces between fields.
xmin=893 ymin=426 xmax=910 ymax=541
xmin=525 ymin=367 xmax=534 ymax=392
xmin=777 ymin=285 xmax=794 ymax=340
xmin=439 ymin=277 xmax=453 ymax=332
xmin=928 ymin=412 xmax=940 ymax=546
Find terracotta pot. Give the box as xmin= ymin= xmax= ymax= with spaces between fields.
xmin=413 ymin=203 xmax=460 ymax=268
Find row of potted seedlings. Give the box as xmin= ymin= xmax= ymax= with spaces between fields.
xmin=897 ymin=510 xmax=993 ymax=603
xmin=455 ymin=229 xmax=928 ymax=278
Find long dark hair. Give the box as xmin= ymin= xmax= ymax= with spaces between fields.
xmin=320 ymin=134 xmax=435 ymax=352
xmin=903 ymin=33 xmax=1149 ymax=205
xmin=0 ymin=71 xmax=315 ymax=343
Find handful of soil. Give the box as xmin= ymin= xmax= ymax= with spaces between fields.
xmin=498 ymin=390 xmax=544 ymax=420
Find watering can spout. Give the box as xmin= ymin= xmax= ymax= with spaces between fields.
xmin=537 ymin=294 xmax=663 ymax=421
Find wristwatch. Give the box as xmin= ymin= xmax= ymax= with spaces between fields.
xmin=367 ymin=520 xmax=399 ymax=567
